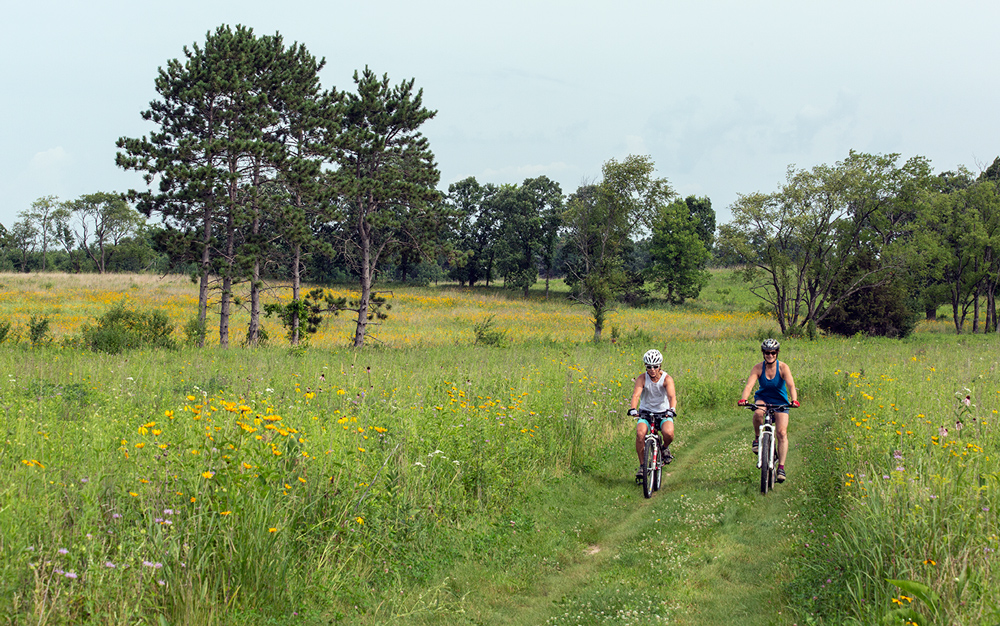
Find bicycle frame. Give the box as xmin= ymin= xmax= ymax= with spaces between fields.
xmin=637 ymin=411 xmax=667 ymax=451
xmin=743 ymin=402 xmax=791 ymax=494
xmin=635 ymin=411 xmax=667 ymax=497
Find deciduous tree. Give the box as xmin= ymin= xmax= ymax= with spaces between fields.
xmin=647 ymin=198 xmax=711 ymax=304
xmin=563 ymin=155 xmax=673 ymax=340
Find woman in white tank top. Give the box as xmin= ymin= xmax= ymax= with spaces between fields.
xmin=626 ymin=349 xmax=677 ymax=477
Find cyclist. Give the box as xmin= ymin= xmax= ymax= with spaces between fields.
xmin=738 ymin=338 xmax=799 ymax=484
xmin=627 ymin=349 xmax=677 ymax=479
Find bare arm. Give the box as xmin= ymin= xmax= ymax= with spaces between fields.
xmin=630 ymin=374 xmax=645 ymax=410
xmin=780 ymin=362 xmax=798 ymax=404
xmin=665 ymin=375 xmax=677 ymax=412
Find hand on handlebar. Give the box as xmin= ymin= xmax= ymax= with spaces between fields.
xmin=737 ymin=399 xmax=749 ymax=406
xmin=627 ymin=408 xmax=638 ymax=417
xmin=666 ymin=408 xmax=676 ymax=419
xmin=792 ymin=400 xmax=800 ymax=408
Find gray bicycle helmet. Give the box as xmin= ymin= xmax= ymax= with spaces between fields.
xmin=761 ymin=338 xmax=780 ymax=352
xmin=643 ymin=349 xmax=663 ymax=367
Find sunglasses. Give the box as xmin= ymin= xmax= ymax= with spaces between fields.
xmin=645 ymin=364 xmax=659 ymax=369
xmin=762 ymin=351 xmax=777 ymax=356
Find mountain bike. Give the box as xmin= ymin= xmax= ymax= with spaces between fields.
xmin=740 ymin=402 xmax=793 ymax=494
xmin=634 ymin=411 xmax=669 ymax=498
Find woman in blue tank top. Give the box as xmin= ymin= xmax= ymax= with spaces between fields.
xmin=738 ymin=338 xmax=799 ymax=484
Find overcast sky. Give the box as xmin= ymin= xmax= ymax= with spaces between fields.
xmin=3 ymin=0 xmax=999 ymax=229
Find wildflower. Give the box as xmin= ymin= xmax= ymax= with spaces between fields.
xmin=220 ymin=511 xmax=231 ymax=516
xmin=939 ymin=426 xmax=948 ymax=438
xmin=923 ymin=559 xmax=936 ymax=565
xmin=64 ymin=571 xmax=78 ymax=579
xmin=356 ymin=517 xmax=364 ymax=525
xmin=105 ymin=561 xmax=115 ymax=568
xmin=269 ymin=527 xmax=277 ymax=533
xmin=201 ymin=471 xmax=214 ymax=479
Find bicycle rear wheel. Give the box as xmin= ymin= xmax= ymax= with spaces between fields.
xmin=643 ymin=438 xmax=656 ymax=498
xmin=759 ymin=433 xmax=773 ymax=494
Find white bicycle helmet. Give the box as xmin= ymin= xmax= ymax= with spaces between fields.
xmin=761 ymin=338 xmax=780 ymax=352
xmin=643 ymin=349 xmax=663 ymax=368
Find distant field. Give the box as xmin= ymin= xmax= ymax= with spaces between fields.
xmin=0 ymin=272 xmax=782 ymax=347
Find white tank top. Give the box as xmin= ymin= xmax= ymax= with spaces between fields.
xmin=639 ymin=372 xmax=671 ymax=412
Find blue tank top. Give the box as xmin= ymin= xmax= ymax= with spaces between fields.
xmin=755 ymin=360 xmax=789 ymax=405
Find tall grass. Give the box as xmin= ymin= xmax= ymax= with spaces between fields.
xmin=3 ymin=273 xmax=1000 ymax=623
xmin=786 ymin=337 xmax=1000 ymax=624
xmin=0 ymin=341 xmax=651 ymax=623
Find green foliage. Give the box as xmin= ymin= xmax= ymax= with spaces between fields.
xmin=819 ymin=271 xmax=920 ymax=338
xmin=647 ymin=198 xmax=712 ymax=304
xmin=326 ymin=67 xmax=442 ymax=347
xmin=28 ymin=314 xmax=51 ymax=346
xmin=0 ymin=320 xmax=11 ymax=344
xmin=563 ymin=155 xmax=674 ymax=340
xmin=718 ymin=151 xmax=935 ymax=335
xmin=182 ymin=314 xmax=207 ymax=347
xmin=81 ymin=301 xmax=177 ymax=353
xmin=473 ymin=314 xmax=509 ymax=347
xmin=492 ymin=176 xmax=563 ymax=297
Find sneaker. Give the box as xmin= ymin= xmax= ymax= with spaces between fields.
xmin=776 ymin=468 xmax=786 ymax=483
xmin=751 ymin=439 xmax=759 ymax=454
xmin=636 ymin=466 xmax=643 ymax=479
xmin=663 ymin=446 xmax=673 ymax=464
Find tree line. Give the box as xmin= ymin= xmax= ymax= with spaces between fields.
xmin=5 ymin=23 xmax=997 ymax=344
xmin=718 ymin=151 xmax=1000 ymax=337
xmin=3 ymin=25 xmax=716 ymax=348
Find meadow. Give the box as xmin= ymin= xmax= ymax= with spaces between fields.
xmin=0 ymin=271 xmax=997 ymax=625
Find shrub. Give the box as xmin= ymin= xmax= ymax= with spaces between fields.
xmin=183 ymin=315 xmax=207 ymax=346
xmin=473 ymin=315 xmax=508 ymax=347
xmin=0 ymin=320 xmax=11 ymax=345
xmin=81 ymin=301 xmax=177 ymax=353
xmin=28 ymin=315 xmax=51 ymax=347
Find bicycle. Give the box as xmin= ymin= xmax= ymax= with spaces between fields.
xmin=634 ymin=410 xmax=671 ymax=498
xmin=740 ymin=402 xmax=794 ymax=494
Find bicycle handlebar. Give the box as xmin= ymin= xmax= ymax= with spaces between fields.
xmin=739 ymin=402 xmax=796 ymax=412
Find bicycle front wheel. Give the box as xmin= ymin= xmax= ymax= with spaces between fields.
xmin=759 ymin=433 xmax=773 ymax=495
xmin=653 ymin=445 xmax=663 ymax=492
xmin=643 ymin=438 xmax=656 ymax=498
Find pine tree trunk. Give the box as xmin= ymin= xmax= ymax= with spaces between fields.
xmin=291 ymin=241 xmax=301 ymax=346
xmin=198 ymin=214 xmax=212 ymax=348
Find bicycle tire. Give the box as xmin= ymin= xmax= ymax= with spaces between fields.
xmin=768 ymin=443 xmax=777 ymax=490
xmin=643 ymin=438 xmax=656 ymax=498
xmin=759 ymin=433 xmax=773 ymax=495
xmin=653 ymin=440 xmax=663 ymax=492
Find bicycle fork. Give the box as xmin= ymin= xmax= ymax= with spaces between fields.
xmin=757 ymin=422 xmax=775 ymax=470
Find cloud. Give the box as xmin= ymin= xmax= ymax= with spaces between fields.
xmin=30 ymin=146 xmax=71 ymax=172
xmin=479 ymin=162 xmax=570 ymax=180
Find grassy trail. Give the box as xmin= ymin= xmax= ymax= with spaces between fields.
xmin=364 ymin=405 xmax=833 ymax=625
